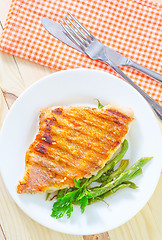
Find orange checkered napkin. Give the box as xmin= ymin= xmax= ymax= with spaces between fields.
xmin=0 ymin=0 xmax=161 ymax=101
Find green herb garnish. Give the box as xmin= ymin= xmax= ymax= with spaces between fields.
xmin=51 ymin=178 xmax=92 ymax=218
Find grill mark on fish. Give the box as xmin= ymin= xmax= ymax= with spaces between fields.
xmin=28 ymin=154 xmax=71 ymax=180
xmin=45 ymin=115 xmax=126 ymax=151
xmin=108 ymin=109 xmax=131 ymax=120
xmin=86 ymin=108 xmax=131 ymax=123
xmin=62 ymin=110 xmax=128 ymax=137
xmin=42 ymin=132 xmax=53 ymax=144
xmin=44 ymin=118 xmax=62 ymax=130
xmin=44 ymin=107 xmax=113 ymax=133
xmin=33 ymin=133 xmax=98 ymax=175
xmin=31 ymin=148 xmax=75 ymax=173
xmin=32 ymin=158 xmax=85 ymax=183
xmin=37 ymin=137 xmax=73 ymax=161
xmin=28 ymin=148 xmax=93 ymax=184
xmin=39 ymin=117 xmax=109 ymax=152
xmin=52 ymin=108 xmax=63 ymax=115
xmin=40 ymin=124 xmax=110 ymax=161
xmin=64 ymin=111 xmax=111 ymax=132
xmin=35 ymin=143 xmax=47 ymax=154
xmin=49 ymin=113 xmax=121 ymax=141
xmin=37 ymin=136 xmax=102 ymax=175
xmin=64 ymin=115 xmax=126 ymax=142
xmin=41 ymin=109 xmax=108 ymax=137
xmin=39 ymin=107 xmax=129 ymax=167
xmin=38 ymin=111 xmax=128 ymax=163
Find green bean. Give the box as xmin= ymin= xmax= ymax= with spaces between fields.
xmin=128 ymin=168 xmax=142 ymax=180
xmin=88 ymin=181 xmax=138 ymax=204
xmin=91 ymin=160 xmax=129 ymax=189
xmin=122 ymin=181 xmax=138 ymax=189
xmin=86 ymin=139 xmax=129 ymax=187
xmin=100 ymin=159 xmax=129 ymax=187
xmin=96 ymin=172 xmax=112 ymax=183
xmin=89 ymin=157 xmax=152 ymax=198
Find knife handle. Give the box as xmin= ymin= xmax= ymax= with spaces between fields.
xmin=128 ymin=60 xmax=162 ymax=83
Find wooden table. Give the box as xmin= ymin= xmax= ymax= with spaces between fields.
xmin=0 ymin=0 xmax=161 ymax=239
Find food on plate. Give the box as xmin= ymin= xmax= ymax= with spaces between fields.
xmin=16 ymin=100 xmax=152 ymax=219
xmin=17 ymin=103 xmax=134 ymax=194
xmin=50 ymin=143 xmax=152 ymax=219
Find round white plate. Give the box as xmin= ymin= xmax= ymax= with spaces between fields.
xmin=0 ymin=69 xmax=161 ymax=235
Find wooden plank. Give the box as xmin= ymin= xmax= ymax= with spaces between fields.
xmin=0 ymin=91 xmax=10 ymax=240
xmin=0 ymin=224 xmax=6 ymax=240
xmin=0 ymin=90 xmax=17 ymax=109
xmin=83 ymin=232 xmax=110 ymax=240
xmin=0 ymin=89 xmax=9 ymax=128
xmin=0 ymin=51 xmax=25 ymax=96
xmin=147 ymin=175 xmax=162 ymax=237
xmin=14 ymin=57 xmax=56 ymax=88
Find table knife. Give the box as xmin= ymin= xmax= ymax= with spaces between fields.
xmin=41 ymin=17 xmax=162 ymax=83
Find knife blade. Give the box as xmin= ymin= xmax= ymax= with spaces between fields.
xmin=41 ymin=17 xmax=162 ymax=83
xmin=41 ymin=17 xmax=129 ymax=67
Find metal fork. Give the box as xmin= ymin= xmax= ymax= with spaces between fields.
xmin=60 ymin=13 xmax=162 ymax=120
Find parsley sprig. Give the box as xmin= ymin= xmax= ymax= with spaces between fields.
xmin=51 ymin=179 xmax=92 ymax=218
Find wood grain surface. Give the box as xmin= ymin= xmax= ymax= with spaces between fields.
xmin=0 ymin=0 xmax=162 ymax=239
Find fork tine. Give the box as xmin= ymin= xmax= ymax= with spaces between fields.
xmin=68 ymin=12 xmax=94 ymax=39
xmin=65 ymin=15 xmax=90 ymax=43
xmin=62 ymin=19 xmax=88 ymax=47
xmin=60 ymin=21 xmax=85 ymax=51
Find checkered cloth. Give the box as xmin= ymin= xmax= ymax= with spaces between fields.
xmin=0 ymin=0 xmax=162 ymax=101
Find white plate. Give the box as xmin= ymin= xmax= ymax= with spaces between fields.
xmin=0 ymin=69 xmax=161 ymax=235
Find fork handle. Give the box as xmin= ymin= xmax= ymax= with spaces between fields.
xmin=127 ymin=59 xmax=162 ymax=83
xmin=104 ymin=59 xmax=162 ymax=120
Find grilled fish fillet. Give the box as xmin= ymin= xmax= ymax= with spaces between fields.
xmin=17 ymin=104 xmax=134 ymax=194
